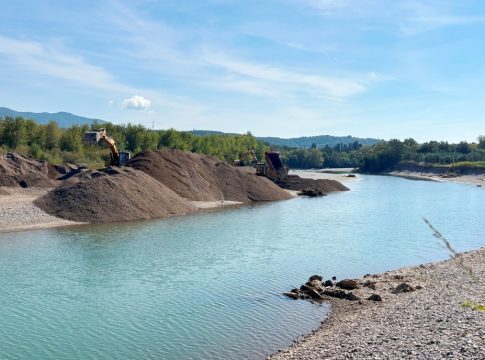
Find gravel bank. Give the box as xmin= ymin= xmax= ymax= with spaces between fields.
xmin=388 ymin=171 xmax=485 ymax=187
xmin=0 ymin=187 xmax=80 ymax=233
xmin=269 ymin=248 xmax=485 ymax=360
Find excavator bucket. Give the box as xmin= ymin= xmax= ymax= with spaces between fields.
xmin=83 ymin=131 xmax=101 ymax=145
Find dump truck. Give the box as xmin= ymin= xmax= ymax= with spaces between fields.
xmin=83 ymin=129 xmax=131 ymax=166
xmin=256 ymin=151 xmax=288 ymax=181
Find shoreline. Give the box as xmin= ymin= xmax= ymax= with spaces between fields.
xmin=269 ymin=248 xmax=485 ymax=359
xmin=387 ymin=170 xmax=485 ymax=187
xmin=0 ymin=188 xmax=295 ymax=235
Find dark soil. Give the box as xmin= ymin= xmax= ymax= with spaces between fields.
xmin=276 ymin=175 xmax=349 ymax=194
xmin=129 ymin=149 xmax=292 ymax=202
xmin=35 ymin=167 xmax=196 ymax=223
xmin=0 ymin=152 xmax=59 ymax=188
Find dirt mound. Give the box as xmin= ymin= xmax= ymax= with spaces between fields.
xmin=129 ymin=149 xmax=292 ymax=202
xmin=0 ymin=152 xmax=59 ymax=188
xmin=35 ymin=167 xmax=196 ymax=223
xmin=276 ymin=175 xmax=349 ymax=194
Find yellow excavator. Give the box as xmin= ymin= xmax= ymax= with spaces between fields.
xmin=83 ymin=128 xmax=131 ymax=166
xmin=234 ymin=150 xmax=259 ymax=167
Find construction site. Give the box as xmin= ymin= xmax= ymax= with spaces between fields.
xmin=0 ymin=129 xmax=349 ymax=228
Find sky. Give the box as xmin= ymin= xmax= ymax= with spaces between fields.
xmin=1 ymin=0 xmax=484 ymax=142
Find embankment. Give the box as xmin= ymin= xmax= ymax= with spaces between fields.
xmin=270 ymin=248 xmax=485 ymax=359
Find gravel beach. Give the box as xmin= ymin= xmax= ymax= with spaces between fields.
xmin=269 ymin=248 xmax=485 ymax=360
xmin=0 ymin=187 xmax=81 ymax=233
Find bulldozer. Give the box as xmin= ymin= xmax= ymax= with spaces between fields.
xmin=83 ymin=128 xmax=131 ymax=166
xmin=256 ymin=151 xmax=288 ymax=181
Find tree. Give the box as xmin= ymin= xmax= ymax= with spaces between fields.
xmin=478 ymin=135 xmax=485 ymax=150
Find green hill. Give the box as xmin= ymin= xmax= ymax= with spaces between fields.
xmin=0 ymin=107 xmax=105 ymax=128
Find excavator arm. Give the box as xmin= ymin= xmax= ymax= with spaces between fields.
xmin=83 ymin=128 xmax=129 ymax=166
xmin=99 ymin=134 xmax=119 ymax=166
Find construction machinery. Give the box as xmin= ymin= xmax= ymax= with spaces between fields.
xmin=234 ymin=150 xmax=259 ymax=167
xmin=256 ymin=151 xmax=288 ymax=181
xmin=83 ymin=128 xmax=131 ymax=166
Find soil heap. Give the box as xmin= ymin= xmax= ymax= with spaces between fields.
xmin=276 ymin=174 xmax=349 ymax=194
xmin=128 ymin=149 xmax=292 ymax=202
xmin=35 ymin=167 xmax=196 ymax=223
xmin=0 ymin=152 xmax=59 ymax=188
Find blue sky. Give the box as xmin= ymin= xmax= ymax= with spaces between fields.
xmin=1 ymin=0 xmax=484 ymax=141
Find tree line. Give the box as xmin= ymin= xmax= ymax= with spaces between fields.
xmin=0 ymin=117 xmax=269 ymax=168
xmin=2 ymin=116 xmax=484 ymax=173
xmin=279 ymin=137 xmax=485 ymax=172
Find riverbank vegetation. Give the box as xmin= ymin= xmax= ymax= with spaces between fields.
xmin=0 ymin=117 xmax=268 ymax=168
xmin=2 ymin=116 xmax=484 ymax=173
xmin=280 ymin=137 xmax=485 ymax=172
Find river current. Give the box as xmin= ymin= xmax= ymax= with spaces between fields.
xmin=0 ymin=175 xmax=484 ymax=359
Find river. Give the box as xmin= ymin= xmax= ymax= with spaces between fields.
xmin=0 ymin=175 xmax=484 ymax=359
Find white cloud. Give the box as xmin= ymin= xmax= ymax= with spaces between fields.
xmin=122 ymin=95 xmax=152 ymax=110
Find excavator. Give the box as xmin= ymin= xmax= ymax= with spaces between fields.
xmin=234 ymin=150 xmax=259 ymax=167
xmin=83 ymin=128 xmax=131 ymax=166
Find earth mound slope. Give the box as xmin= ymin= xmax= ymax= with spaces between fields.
xmin=35 ymin=167 xmax=196 ymax=223
xmin=0 ymin=152 xmax=59 ymax=188
xmin=276 ymin=174 xmax=350 ymax=194
xmin=128 ymin=149 xmax=292 ymax=202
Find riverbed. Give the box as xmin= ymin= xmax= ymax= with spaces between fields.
xmin=0 ymin=175 xmax=484 ymax=359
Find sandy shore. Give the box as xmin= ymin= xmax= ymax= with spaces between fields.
xmin=388 ymin=171 xmax=485 ymax=187
xmin=290 ymin=169 xmax=360 ymax=183
xmin=0 ymin=187 xmax=82 ymax=233
xmin=269 ymin=248 xmax=485 ymax=360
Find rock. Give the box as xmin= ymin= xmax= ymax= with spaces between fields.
xmin=368 ymin=294 xmax=383 ymax=302
xmin=298 ymin=189 xmax=324 ymax=197
xmin=393 ymin=282 xmax=415 ymax=294
xmin=323 ymin=289 xmax=348 ymax=299
xmin=346 ymin=292 xmax=360 ymax=301
xmin=306 ymin=279 xmax=322 ymax=288
xmin=283 ymin=292 xmax=299 ymax=300
xmin=332 ymin=276 xmax=337 ymax=281
xmin=324 ymin=280 xmax=333 ymax=287
xmin=336 ymin=279 xmax=360 ymax=290
xmin=363 ymin=280 xmax=376 ymax=290
xmin=308 ymin=274 xmax=323 ymax=282
xmin=300 ymin=284 xmax=323 ymax=300
xmin=290 ymin=288 xmax=299 ymax=294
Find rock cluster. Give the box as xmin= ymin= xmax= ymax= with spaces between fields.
xmin=272 ymin=249 xmax=485 ymax=360
xmin=284 ymin=273 xmax=411 ymax=304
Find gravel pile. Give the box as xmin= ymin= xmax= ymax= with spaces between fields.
xmin=35 ymin=167 xmax=196 ymax=223
xmin=0 ymin=152 xmax=59 ymax=188
xmin=270 ymin=248 xmax=485 ymax=360
xmin=129 ymin=149 xmax=292 ymax=202
xmin=276 ymin=175 xmax=349 ymax=195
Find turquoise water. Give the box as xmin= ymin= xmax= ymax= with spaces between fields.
xmin=0 ymin=176 xmax=484 ymax=359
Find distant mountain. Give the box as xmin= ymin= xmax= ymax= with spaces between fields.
xmin=188 ymin=130 xmax=228 ymax=136
xmin=257 ymin=135 xmax=381 ymax=148
xmin=188 ymin=130 xmax=381 ymax=148
xmin=0 ymin=107 xmax=106 ymax=127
